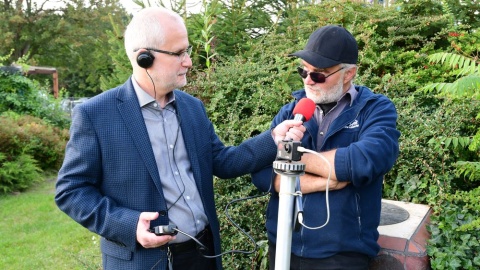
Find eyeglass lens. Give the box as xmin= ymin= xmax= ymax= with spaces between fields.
xmin=180 ymin=46 xmax=193 ymax=61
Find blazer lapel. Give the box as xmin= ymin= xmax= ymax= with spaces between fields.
xmin=174 ymin=92 xmax=203 ymax=195
xmin=116 ymin=79 xmax=164 ymax=197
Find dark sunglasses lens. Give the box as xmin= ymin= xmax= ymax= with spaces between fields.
xmin=297 ymin=67 xmax=326 ymax=83
xmin=310 ymin=72 xmax=326 ymax=83
xmin=297 ymin=67 xmax=307 ymax=78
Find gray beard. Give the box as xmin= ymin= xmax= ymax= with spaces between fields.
xmin=306 ymin=77 xmax=345 ymax=104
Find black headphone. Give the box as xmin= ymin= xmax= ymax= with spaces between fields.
xmin=137 ymin=50 xmax=155 ymax=69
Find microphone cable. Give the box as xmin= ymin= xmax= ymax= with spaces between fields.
xmin=294 ymin=147 xmax=332 ymax=230
xmin=150 ymin=191 xmax=270 ymax=259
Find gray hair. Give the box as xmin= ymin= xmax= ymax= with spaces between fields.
xmin=342 ymin=63 xmax=357 ymax=84
xmin=342 ymin=63 xmax=356 ymax=70
xmin=124 ymin=7 xmax=184 ymax=63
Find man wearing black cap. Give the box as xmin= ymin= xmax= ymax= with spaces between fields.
xmin=252 ymin=25 xmax=400 ymax=269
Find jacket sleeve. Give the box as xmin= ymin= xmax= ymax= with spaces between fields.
xmin=251 ymin=103 xmax=295 ymax=191
xmin=55 ymin=105 xmax=140 ymax=251
xmin=334 ymin=96 xmax=400 ymax=187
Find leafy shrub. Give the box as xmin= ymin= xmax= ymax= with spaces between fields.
xmin=385 ymin=96 xmax=479 ymax=202
xmin=0 ymin=113 xmax=69 ymax=171
xmin=214 ymin=177 xmax=270 ymax=269
xmin=418 ymin=29 xmax=480 ymax=269
xmin=428 ymin=188 xmax=480 ymax=269
xmin=0 ymin=69 xmax=70 ymax=129
xmin=0 ymin=152 xmax=42 ymax=193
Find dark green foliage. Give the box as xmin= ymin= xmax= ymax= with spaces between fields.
xmin=189 ymin=52 xmax=301 ymax=144
xmin=0 ymin=152 xmax=42 ymax=194
xmin=352 ymin=6 xmax=452 ymax=97
xmin=214 ymin=176 xmax=270 ymax=269
xmin=427 ymin=187 xmax=480 ymax=269
xmin=416 ymin=27 xmax=480 ymax=269
xmin=443 ymin=0 xmax=480 ymax=29
xmin=385 ymin=96 xmax=479 ymax=202
xmin=99 ymin=20 xmax=132 ymax=91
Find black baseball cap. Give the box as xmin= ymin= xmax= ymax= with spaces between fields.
xmin=289 ymin=25 xmax=358 ymax=68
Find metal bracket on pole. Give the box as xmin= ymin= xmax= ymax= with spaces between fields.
xmin=273 ymin=160 xmax=305 ymax=270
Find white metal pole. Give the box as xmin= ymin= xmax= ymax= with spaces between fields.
xmin=273 ymin=160 xmax=305 ymax=270
xmin=274 ymin=173 xmax=296 ymax=270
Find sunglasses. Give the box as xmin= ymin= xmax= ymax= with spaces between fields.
xmin=297 ymin=66 xmax=345 ymax=83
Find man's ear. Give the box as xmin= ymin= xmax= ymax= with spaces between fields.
xmin=344 ymin=66 xmax=357 ymax=83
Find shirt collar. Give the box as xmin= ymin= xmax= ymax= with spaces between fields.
xmin=332 ymin=84 xmax=357 ymax=107
xmin=344 ymin=84 xmax=357 ymax=106
xmin=131 ymin=76 xmax=176 ymax=108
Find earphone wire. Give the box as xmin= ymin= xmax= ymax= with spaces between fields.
xmin=145 ymin=67 xmax=186 ymax=211
xmin=164 ymin=107 xmax=186 ymax=212
xmin=145 ymin=69 xmax=156 ymax=101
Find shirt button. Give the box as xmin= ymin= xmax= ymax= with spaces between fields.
xmin=319 ymin=132 xmax=324 ymax=136
xmin=174 ymin=171 xmax=179 ymax=175
xmin=153 ymin=103 xmax=158 ymax=107
xmin=186 ymin=196 xmax=191 ymax=200
xmin=169 ymin=145 xmax=174 ymax=149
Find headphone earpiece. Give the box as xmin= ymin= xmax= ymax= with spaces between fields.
xmin=137 ymin=51 xmax=155 ymax=69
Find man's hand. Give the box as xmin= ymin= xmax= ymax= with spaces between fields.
xmin=136 ymin=212 xmax=176 ymax=248
xmin=272 ymin=120 xmax=306 ymax=143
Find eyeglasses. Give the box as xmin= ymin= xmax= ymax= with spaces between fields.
xmin=297 ymin=66 xmax=345 ymax=83
xmin=145 ymin=45 xmax=193 ymax=62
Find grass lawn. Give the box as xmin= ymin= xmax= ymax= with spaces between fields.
xmin=0 ymin=176 xmax=102 ymax=269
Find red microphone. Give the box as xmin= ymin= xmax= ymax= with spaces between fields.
xmin=283 ymin=98 xmax=315 ymax=141
xmin=292 ymin=98 xmax=316 ymax=122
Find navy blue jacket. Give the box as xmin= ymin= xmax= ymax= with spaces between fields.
xmin=252 ymin=86 xmax=400 ymax=259
xmin=55 ymin=78 xmax=278 ymax=270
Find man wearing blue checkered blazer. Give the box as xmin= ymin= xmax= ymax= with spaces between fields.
xmin=55 ymin=7 xmax=305 ymax=270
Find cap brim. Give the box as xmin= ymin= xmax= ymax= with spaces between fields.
xmin=289 ymin=50 xmax=341 ymax=69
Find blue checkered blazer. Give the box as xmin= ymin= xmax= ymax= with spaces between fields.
xmin=55 ymin=78 xmax=277 ymax=270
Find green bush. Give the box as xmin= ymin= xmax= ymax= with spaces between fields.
xmin=0 ymin=69 xmax=70 ymax=129
xmin=0 ymin=113 xmax=69 ymax=172
xmin=385 ymin=96 xmax=479 ymax=202
xmin=0 ymin=152 xmax=42 ymax=193
xmin=214 ymin=176 xmax=270 ymax=269
xmin=428 ymin=187 xmax=480 ymax=269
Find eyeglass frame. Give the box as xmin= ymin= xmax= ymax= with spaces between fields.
xmin=135 ymin=45 xmax=193 ymax=62
xmin=297 ymin=66 xmax=345 ymax=83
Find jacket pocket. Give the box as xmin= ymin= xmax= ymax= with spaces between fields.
xmin=101 ymin=237 xmax=132 ymax=261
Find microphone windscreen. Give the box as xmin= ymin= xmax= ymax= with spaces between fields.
xmin=292 ymin=98 xmax=316 ymax=121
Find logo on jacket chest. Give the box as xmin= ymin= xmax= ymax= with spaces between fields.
xmin=344 ymin=119 xmax=359 ymax=129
